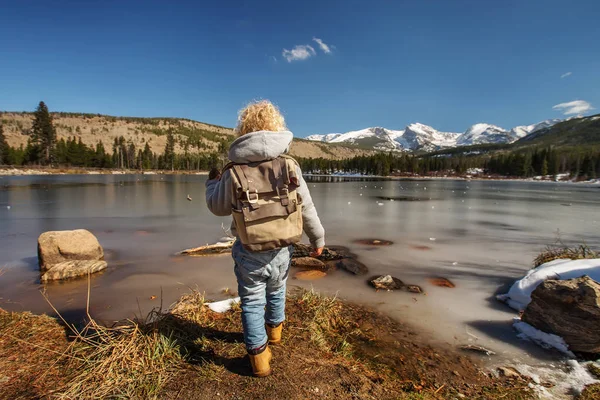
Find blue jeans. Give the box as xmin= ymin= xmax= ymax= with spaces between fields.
xmin=232 ymin=239 xmax=292 ymax=351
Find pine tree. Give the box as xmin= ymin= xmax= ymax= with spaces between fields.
xmin=0 ymin=123 xmax=8 ymax=165
xmin=541 ymin=157 xmax=548 ymax=176
xmin=164 ymin=131 xmax=175 ymax=171
xmin=142 ymin=142 xmax=153 ymax=170
xmin=31 ymin=101 xmax=57 ymax=165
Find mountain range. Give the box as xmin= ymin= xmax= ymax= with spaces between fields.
xmin=306 ymin=119 xmax=564 ymax=152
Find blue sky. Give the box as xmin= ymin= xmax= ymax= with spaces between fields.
xmin=0 ymin=0 xmax=598 ymax=137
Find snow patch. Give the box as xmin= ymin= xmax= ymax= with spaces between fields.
xmin=497 ymin=258 xmax=600 ymax=311
xmin=513 ymin=360 xmax=598 ymax=398
xmin=513 ymin=318 xmax=575 ymax=357
xmin=206 ymin=297 xmax=240 ymax=313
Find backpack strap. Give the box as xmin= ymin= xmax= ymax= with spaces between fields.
xmin=272 ymin=158 xmax=290 ymax=207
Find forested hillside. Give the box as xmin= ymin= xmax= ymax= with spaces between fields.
xmin=0 ymin=103 xmax=372 ymax=170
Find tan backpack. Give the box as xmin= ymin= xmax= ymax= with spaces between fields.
xmin=224 ymin=155 xmax=303 ymax=252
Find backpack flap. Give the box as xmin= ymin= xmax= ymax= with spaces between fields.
xmin=229 ymin=157 xmax=304 ymax=251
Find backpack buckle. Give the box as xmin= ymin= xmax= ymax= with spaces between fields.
xmin=276 ymin=186 xmax=289 ymax=206
xmin=245 ymin=189 xmax=259 ymax=204
xmin=276 ymin=186 xmax=289 ymax=198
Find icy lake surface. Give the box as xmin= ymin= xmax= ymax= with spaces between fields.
xmin=1 ymin=175 xmax=599 ymax=377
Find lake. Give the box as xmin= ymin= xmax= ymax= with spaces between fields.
xmin=1 ymin=174 xmax=599 ymax=366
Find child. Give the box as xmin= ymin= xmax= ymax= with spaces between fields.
xmin=205 ymin=100 xmax=325 ymax=377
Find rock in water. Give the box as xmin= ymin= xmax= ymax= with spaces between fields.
xmin=294 ymin=270 xmax=327 ymax=280
xmin=41 ymin=260 xmax=108 ymax=281
xmin=336 ymin=258 xmax=369 ymax=275
xmin=370 ymin=275 xmax=404 ymax=290
xmin=38 ymin=229 xmax=104 ymax=271
xmin=37 ymin=229 xmax=106 ymax=281
xmin=428 ymin=277 xmax=456 ymax=288
xmin=521 ymin=276 xmax=600 ymax=354
xmin=292 ymin=243 xmax=345 ymax=261
xmin=291 ymin=257 xmax=328 ymax=271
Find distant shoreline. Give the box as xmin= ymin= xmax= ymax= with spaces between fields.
xmin=1 ymin=167 xmax=598 ymax=186
xmin=305 ymin=173 xmax=600 ymax=185
xmin=0 ymin=167 xmax=209 ymax=176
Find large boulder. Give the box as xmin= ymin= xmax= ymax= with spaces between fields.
xmin=38 ymin=229 xmax=104 ymax=271
xmin=521 ymin=276 xmax=600 ymax=354
xmin=37 ymin=230 xmax=106 ymax=281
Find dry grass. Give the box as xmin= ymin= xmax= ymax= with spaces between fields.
xmin=534 ymin=244 xmax=598 ymax=267
xmin=296 ymin=289 xmax=358 ymax=358
xmin=579 ymin=383 xmax=600 ymax=400
xmin=587 ymin=363 xmax=600 ymax=379
xmin=0 ymin=283 xmax=535 ymax=400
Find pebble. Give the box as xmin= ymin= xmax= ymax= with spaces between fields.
xmin=6 ymin=206 xmax=10 ymax=210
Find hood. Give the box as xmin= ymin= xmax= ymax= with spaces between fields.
xmin=228 ymin=130 xmax=293 ymax=163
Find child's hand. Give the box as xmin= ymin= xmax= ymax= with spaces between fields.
xmin=310 ymin=247 xmax=323 ymax=257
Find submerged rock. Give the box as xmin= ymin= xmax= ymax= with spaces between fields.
xmin=428 ymin=277 xmax=456 ymax=288
xmin=404 ymin=285 xmax=424 ymax=294
xmin=336 ymin=258 xmax=369 ymax=275
xmin=521 ymin=276 xmax=600 ymax=354
xmin=294 ymin=270 xmax=327 ymax=280
xmin=38 ymin=229 xmax=104 ymax=271
xmin=38 ymin=229 xmax=106 ymax=281
xmin=292 ymin=243 xmax=345 ymax=261
xmin=354 ymin=239 xmax=393 ymax=246
xmin=370 ymin=275 xmax=404 ymax=291
xmin=41 ymin=260 xmax=108 ymax=282
xmin=292 ymin=257 xmax=328 ymax=271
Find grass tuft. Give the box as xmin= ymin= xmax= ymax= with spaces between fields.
xmin=580 ymin=383 xmax=600 ymax=400
xmin=297 ymin=289 xmax=358 ymax=358
xmin=57 ymin=318 xmax=184 ymax=399
xmin=534 ymin=244 xmax=598 ymax=268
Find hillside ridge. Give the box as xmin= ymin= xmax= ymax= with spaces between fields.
xmin=0 ymin=111 xmax=372 ymax=161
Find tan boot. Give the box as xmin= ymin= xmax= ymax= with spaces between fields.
xmin=266 ymin=322 xmax=283 ymax=345
xmin=249 ymin=345 xmax=272 ymax=377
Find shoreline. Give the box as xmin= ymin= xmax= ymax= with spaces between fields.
xmin=2 ymin=166 xmax=599 ymax=185
xmin=305 ymin=172 xmax=600 ymax=185
xmin=0 ymin=288 xmax=537 ymax=399
xmin=0 ymin=167 xmax=209 ymax=176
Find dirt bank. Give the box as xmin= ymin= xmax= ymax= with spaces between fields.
xmin=0 ymin=288 xmax=543 ymax=400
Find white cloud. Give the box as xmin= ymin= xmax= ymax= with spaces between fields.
xmin=552 ymin=100 xmax=594 ymax=115
xmin=270 ymin=56 xmax=277 ymax=63
xmin=312 ymin=37 xmax=331 ymax=54
xmin=282 ymin=44 xmax=316 ymax=62
xmin=560 ymin=72 xmax=572 ymax=79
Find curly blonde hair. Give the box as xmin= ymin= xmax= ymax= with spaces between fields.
xmin=235 ymin=100 xmax=287 ymax=136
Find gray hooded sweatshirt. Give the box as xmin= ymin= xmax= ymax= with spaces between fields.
xmin=205 ymin=130 xmax=325 ymax=249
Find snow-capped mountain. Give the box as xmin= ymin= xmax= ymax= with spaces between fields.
xmin=307 ymin=127 xmax=406 ymax=151
xmin=402 ymin=123 xmax=461 ymax=152
xmin=307 ymin=118 xmax=563 ymax=152
xmin=456 ymin=123 xmax=511 ymax=146
xmin=305 ymin=133 xmax=343 ymax=142
xmin=509 ymin=119 xmax=563 ymax=140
